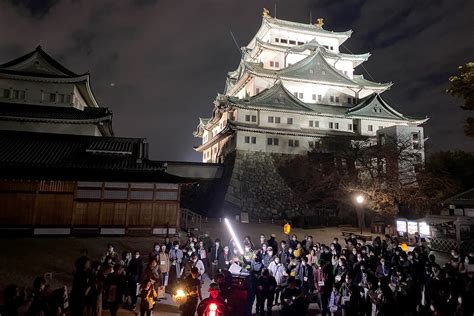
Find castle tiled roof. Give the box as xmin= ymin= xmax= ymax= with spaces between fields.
xmin=0 ymin=130 xmax=189 ymax=183
xmin=0 ymin=102 xmax=112 ymax=123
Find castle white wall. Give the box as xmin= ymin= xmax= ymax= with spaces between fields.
xmin=0 ymin=77 xmax=88 ymax=109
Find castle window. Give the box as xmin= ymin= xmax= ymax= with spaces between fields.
xmin=335 ymin=96 xmax=339 ymax=103
xmin=274 ymin=38 xmax=280 ymax=43
xmin=293 ymin=92 xmax=298 ymax=97
xmin=274 ymin=138 xmax=279 ymax=145
xmin=49 ymin=93 xmax=56 ymax=102
xmin=268 ymin=116 xmax=274 ymax=123
xmin=280 ymin=39 xmax=288 ymax=44
xmin=318 ymin=94 xmax=322 ymax=101
xmin=270 ymin=61 xmax=274 ymax=67
xmin=412 ymin=133 xmax=419 ymax=141
xmin=251 ymin=115 xmax=257 ymax=122
xmin=245 ymin=115 xmax=250 ymax=122
xmin=330 ymin=46 xmax=334 ymax=50
xmin=348 ymin=124 xmax=353 ymax=130
xmin=267 ymin=138 xmax=273 ymax=145
xmin=312 ymin=94 xmax=316 ymax=101
xmin=298 ymin=92 xmax=303 ymax=99
xmin=58 ymin=94 xmax=65 ymax=103
xmin=275 ymin=117 xmax=281 ymax=124
xmin=297 ymin=41 xmax=304 ymax=45
xmin=329 ymin=122 xmax=334 ymax=129
xmin=251 ymin=137 xmax=256 ymax=144
xmin=330 ymin=96 xmax=335 ymax=103
xmin=295 ymin=140 xmax=299 ymax=147
xmin=287 ymin=118 xmax=293 ymax=124
xmin=289 ymin=40 xmax=296 ymax=45
xmin=244 ymin=136 xmax=250 ymax=143
xmin=3 ymin=89 xmax=10 ymax=98
xmin=348 ymin=97 xmax=352 ymax=104
xmin=413 ymin=143 xmax=420 ymax=150
xmin=335 ymin=123 xmax=339 ymax=129
xmin=275 ymin=61 xmax=279 ymax=68
xmin=368 ymin=125 xmax=373 ymax=132
xmin=309 ymin=120 xmax=313 ymax=127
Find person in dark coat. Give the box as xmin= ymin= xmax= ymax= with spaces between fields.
xmin=128 ymin=250 xmax=143 ymax=310
xmin=70 ymin=256 xmax=90 ymax=316
xmin=267 ymin=234 xmax=278 ymax=255
xmin=210 ymin=239 xmax=224 ymax=277
xmin=104 ymin=264 xmax=127 ymax=316
xmin=296 ymin=256 xmax=314 ymax=294
xmin=256 ymin=268 xmax=277 ymax=316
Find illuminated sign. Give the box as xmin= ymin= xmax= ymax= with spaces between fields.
xmin=407 ymin=221 xmax=418 ymax=234
xmin=419 ymin=222 xmax=430 ymax=236
xmin=396 ymin=220 xmax=407 ymax=233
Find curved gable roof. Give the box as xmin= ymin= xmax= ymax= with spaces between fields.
xmin=228 ymin=81 xmax=313 ymax=111
xmin=347 ymin=93 xmax=409 ymax=120
xmin=0 ymin=46 xmax=79 ymax=77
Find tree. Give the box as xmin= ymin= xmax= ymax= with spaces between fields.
xmin=278 ymin=135 xmax=458 ymax=226
xmin=447 ymin=62 xmax=474 ymax=137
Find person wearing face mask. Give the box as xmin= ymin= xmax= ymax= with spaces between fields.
xmin=158 ymin=245 xmax=170 ymax=288
xmin=197 ymin=240 xmax=209 ymax=271
xmin=332 ymin=238 xmax=342 ymax=255
xmin=210 ymin=238 xmax=224 ymax=278
xmin=339 ymin=274 xmax=359 ymax=316
xmin=169 ymin=241 xmax=184 ymax=285
xmin=242 ymin=244 xmax=254 ymax=271
xmin=268 ymin=256 xmax=285 ymax=305
xmin=190 ymin=254 xmax=205 ymax=280
xmin=262 ymin=247 xmax=273 ymax=268
xmin=259 ymin=234 xmax=267 ymax=248
xmin=278 ymin=241 xmax=290 ymax=268
xmin=221 ymin=245 xmax=232 ymax=270
xmin=289 ymin=234 xmax=298 ymax=250
xmin=150 ymin=243 xmax=160 ymax=261
xmin=296 ymin=256 xmax=314 ymax=294
xmin=128 ymin=250 xmax=143 ymax=310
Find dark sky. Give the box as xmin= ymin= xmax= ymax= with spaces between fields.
xmin=0 ymin=0 xmax=472 ymax=161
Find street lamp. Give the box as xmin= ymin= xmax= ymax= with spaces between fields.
xmin=354 ymin=194 xmax=366 ymax=235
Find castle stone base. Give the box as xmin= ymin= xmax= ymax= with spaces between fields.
xmin=223 ymin=150 xmax=309 ymax=219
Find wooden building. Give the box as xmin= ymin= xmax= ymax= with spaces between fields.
xmin=0 ymin=130 xmax=188 ymax=236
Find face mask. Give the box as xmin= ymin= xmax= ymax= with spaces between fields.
xmin=190 ymin=243 xmax=195 ymax=248
xmin=216 ymin=243 xmax=220 ymax=247
xmin=155 ymin=247 xmax=160 ymax=251
xmin=135 ymin=255 xmax=140 ymax=259
xmin=175 ymin=246 xmax=179 ymax=250
xmin=268 ymin=252 xmax=273 ymax=256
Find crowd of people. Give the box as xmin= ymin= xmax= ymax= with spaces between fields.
xmin=2 ymin=231 xmax=474 ymax=316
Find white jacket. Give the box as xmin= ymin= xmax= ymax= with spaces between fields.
xmin=268 ymin=261 xmax=285 ymax=285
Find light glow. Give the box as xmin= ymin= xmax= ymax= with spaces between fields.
xmin=209 ymin=302 xmax=217 ymax=316
xmin=419 ymin=222 xmax=430 ymax=236
xmin=355 ymin=195 xmax=365 ymax=204
xmin=396 ymin=220 xmax=407 ymax=233
xmin=224 ymin=218 xmax=244 ymax=255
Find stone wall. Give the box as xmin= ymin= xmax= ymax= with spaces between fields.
xmin=224 ymin=150 xmax=310 ymax=219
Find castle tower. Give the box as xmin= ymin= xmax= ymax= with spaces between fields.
xmin=194 ymin=11 xmax=428 ymax=218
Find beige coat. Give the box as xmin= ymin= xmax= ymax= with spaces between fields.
xmin=158 ymin=252 xmax=170 ymax=273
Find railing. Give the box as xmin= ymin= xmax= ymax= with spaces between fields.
xmin=180 ymin=208 xmax=202 ymax=233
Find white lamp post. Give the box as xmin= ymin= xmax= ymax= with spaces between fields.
xmin=354 ymin=194 xmax=366 ymax=235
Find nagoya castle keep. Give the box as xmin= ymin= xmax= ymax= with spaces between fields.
xmin=194 ymin=10 xmax=428 ymax=219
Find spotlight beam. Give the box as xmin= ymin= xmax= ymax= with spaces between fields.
xmin=224 ymin=218 xmax=244 ymax=255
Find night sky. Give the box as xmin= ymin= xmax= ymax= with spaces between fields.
xmin=1 ymin=0 xmax=472 ymax=161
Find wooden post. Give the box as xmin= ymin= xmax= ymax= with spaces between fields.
xmin=125 ymin=183 xmax=131 ymax=229
xmin=98 ymin=182 xmax=104 ymax=228
xmin=151 ymin=184 xmax=156 ymax=230
xmin=32 ymin=180 xmax=40 ymax=227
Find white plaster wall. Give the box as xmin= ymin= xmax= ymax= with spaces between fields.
xmin=0 ymin=77 xmax=77 ymax=106
xmin=358 ymin=119 xmax=407 ymax=137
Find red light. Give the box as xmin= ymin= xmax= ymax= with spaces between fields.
xmin=208 ymin=303 xmax=218 ymax=316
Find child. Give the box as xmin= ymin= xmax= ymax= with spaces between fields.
xmin=140 ymin=279 xmax=157 ymax=316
